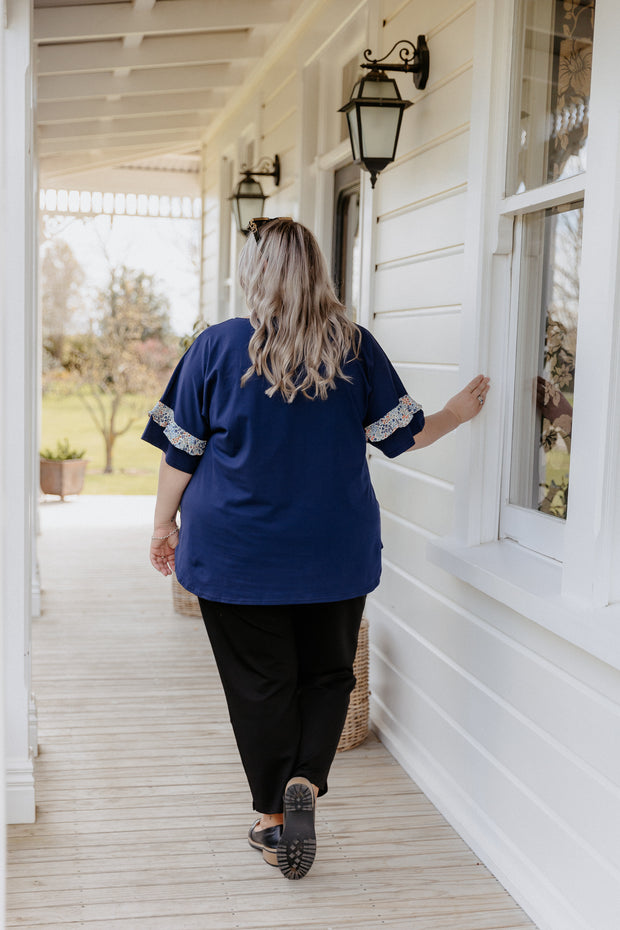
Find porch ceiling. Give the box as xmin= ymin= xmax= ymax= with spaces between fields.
xmin=34 ymin=0 xmax=305 ymax=191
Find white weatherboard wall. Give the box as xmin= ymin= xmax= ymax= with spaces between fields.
xmin=368 ymin=3 xmax=620 ymax=930
xmin=198 ymin=2 xmax=620 ymax=929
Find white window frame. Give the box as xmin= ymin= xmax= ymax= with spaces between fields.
xmin=499 ymin=181 xmax=585 ymax=563
xmin=428 ymin=0 xmax=620 ymax=671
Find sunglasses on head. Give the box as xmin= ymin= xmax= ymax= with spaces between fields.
xmin=248 ymin=216 xmax=293 ymax=244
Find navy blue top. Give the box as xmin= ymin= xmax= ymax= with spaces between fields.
xmin=142 ymin=318 xmax=424 ymax=604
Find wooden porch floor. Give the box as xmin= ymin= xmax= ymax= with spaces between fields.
xmin=7 ymin=496 xmax=537 ymax=929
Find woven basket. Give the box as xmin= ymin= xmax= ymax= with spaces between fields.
xmin=337 ymin=616 xmax=369 ymax=752
xmin=171 ymin=576 xmax=369 ymax=752
xmin=171 ymin=574 xmax=202 ymax=618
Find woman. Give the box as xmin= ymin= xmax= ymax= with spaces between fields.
xmin=143 ymin=217 xmax=489 ymax=881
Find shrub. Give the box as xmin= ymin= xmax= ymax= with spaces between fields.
xmin=40 ymin=438 xmax=86 ymax=461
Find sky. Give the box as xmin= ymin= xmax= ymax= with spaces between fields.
xmin=42 ymin=211 xmax=201 ymax=337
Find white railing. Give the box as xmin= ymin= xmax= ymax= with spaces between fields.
xmin=39 ymin=188 xmax=202 ymax=219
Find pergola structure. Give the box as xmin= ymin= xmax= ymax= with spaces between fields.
xmin=34 ymin=0 xmax=304 ymax=196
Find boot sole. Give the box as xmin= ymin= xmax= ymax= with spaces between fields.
xmin=277 ymin=777 xmax=316 ymax=880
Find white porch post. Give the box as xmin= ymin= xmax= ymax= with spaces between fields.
xmin=1 ymin=0 xmax=36 ymax=825
xmin=0 ymin=1 xmax=6 ymax=910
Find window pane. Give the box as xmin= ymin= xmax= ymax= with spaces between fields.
xmin=508 ymin=0 xmax=595 ymax=194
xmin=509 ymin=203 xmax=582 ymax=520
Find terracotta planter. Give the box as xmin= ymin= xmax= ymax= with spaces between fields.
xmin=40 ymin=458 xmax=88 ymax=500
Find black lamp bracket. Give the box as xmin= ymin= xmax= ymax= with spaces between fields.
xmin=361 ymin=36 xmax=429 ymax=90
xmin=239 ymin=154 xmax=280 ymax=186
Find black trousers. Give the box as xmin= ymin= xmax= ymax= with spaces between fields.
xmin=199 ymin=596 xmax=365 ymax=814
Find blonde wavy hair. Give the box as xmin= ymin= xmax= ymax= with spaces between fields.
xmin=238 ymin=218 xmax=360 ymax=402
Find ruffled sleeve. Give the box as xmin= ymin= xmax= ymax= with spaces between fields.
xmin=361 ymin=330 xmax=425 ymax=458
xmin=141 ymin=335 xmax=210 ymax=474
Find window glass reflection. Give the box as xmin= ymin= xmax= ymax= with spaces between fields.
xmin=510 ymin=203 xmax=582 ymax=520
xmin=508 ymin=0 xmax=595 ymax=194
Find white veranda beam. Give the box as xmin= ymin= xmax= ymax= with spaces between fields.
xmin=37 ymin=90 xmax=227 ymax=125
xmin=34 ymin=0 xmax=291 ymax=43
xmin=36 ymin=32 xmax=264 ymax=76
xmin=38 ymin=111 xmax=210 ymax=142
xmin=38 ymin=64 xmax=244 ymax=102
xmin=39 ymin=128 xmax=203 ymax=156
xmin=40 ymin=171 xmax=200 ymax=200
xmin=132 ymin=0 xmax=157 ymax=13
xmin=40 ymin=144 xmax=201 ymax=183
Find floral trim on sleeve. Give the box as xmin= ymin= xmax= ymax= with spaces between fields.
xmin=149 ymin=401 xmax=207 ymax=456
xmin=365 ymin=394 xmax=422 ymax=443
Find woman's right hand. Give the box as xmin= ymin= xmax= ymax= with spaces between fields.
xmin=150 ymin=524 xmax=179 ymax=576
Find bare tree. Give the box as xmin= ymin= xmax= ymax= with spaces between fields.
xmin=64 ymin=265 xmax=176 ymax=473
xmin=41 ymin=239 xmax=85 ymax=364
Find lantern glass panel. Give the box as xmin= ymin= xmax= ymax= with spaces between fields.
xmin=232 ymin=197 xmax=242 ymax=230
xmin=346 ymin=108 xmax=361 ymax=161
xmin=359 ymin=105 xmax=402 ymax=160
xmin=232 ymin=177 xmax=266 ymax=233
xmin=360 ymin=76 xmax=400 ymax=99
xmin=238 ymin=194 xmax=265 ymax=232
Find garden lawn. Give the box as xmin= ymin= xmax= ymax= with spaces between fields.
xmin=41 ymin=393 xmax=161 ymax=495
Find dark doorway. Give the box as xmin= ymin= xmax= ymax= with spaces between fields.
xmin=332 ymin=163 xmax=361 ymax=320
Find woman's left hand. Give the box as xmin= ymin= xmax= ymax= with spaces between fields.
xmin=150 ymin=525 xmax=179 ymax=576
xmin=444 ymin=375 xmax=490 ymax=425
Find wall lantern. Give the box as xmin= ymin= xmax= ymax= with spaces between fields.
xmin=230 ymin=155 xmax=280 ymax=235
xmin=339 ymin=37 xmax=430 ymax=188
